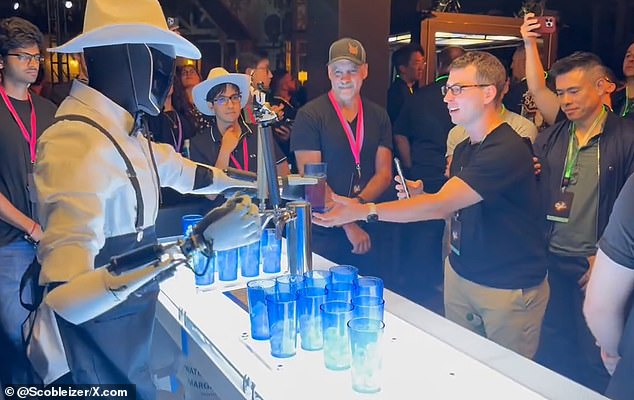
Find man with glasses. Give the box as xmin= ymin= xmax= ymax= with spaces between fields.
xmin=0 ymin=16 xmax=56 ymax=385
xmin=313 ymin=52 xmax=549 ymax=359
xmin=533 ymin=51 xmax=634 ymax=393
xmin=189 ymin=66 xmax=289 ymax=185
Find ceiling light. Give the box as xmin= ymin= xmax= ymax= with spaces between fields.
xmin=64 ymin=1 xmax=73 ymax=9
xmin=13 ymin=2 xmax=20 ymax=11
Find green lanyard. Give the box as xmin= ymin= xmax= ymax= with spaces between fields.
xmin=622 ymin=97 xmax=633 ymax=118
xmin=562 ymin=107 xmax=606 ymax=187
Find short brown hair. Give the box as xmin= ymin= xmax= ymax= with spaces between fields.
xmin=0 ymin=17 xmax=43 ymax=58
xmin=450 ymin=51 xmax=507 ymax=101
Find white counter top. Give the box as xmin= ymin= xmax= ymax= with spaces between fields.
xmin=156 ymin=244 xmax=607 ymax=400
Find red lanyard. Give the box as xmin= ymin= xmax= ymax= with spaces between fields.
xmin=0 ymin=86 xmax=37 ymax=163
xmin=245 ymin=106 xmax=256 ymax=124
xmin=229 ymin=138 xmax=249 ymax=171
xmin=328 ymin=91 xmax=364 ymax=177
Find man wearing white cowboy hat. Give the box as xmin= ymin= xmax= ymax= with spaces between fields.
xmin=28 ymin=0 xmax=260 ymax=396
xmin=189 ymin=66 xmax=289 ymax=183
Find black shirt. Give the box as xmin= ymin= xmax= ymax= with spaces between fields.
xmin=449 ymin=123 xmax=547 ymax=289
xmin=599 ymin=173 xmax=634 ymax=400
xmin=386 ymin=77 xmax=418 ymax=124
xmin=147 ymin=110 xmax=195 ymax=154
xmin=393 ymin=79 xmax=453 ymax=191
xmin=290 ymin=93 xmax=392 ymax=197
xmin=189 ymin=118 xmax=285 ymax=173
xmin=0 ymin=93 xmax=57 ymax=246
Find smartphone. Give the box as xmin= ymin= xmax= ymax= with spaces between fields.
xmin=535 ymin=16 xmax=556 ymax=34
xmin=394 ymin=157 xmax=410 ymax=199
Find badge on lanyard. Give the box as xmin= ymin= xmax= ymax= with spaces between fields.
xmin=546 ymin=191 xmax=574 ymax=223
xmin=328 ymin=91 xmax=365 ymax=195
xmin=450 ymin=213 xmax=462 ymax=256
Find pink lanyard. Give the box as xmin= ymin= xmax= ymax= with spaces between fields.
xmin=229 ymin=138 xmax=249 ymax=171
xmin=328 ymin=91 xmax=364 ymax=177
xmin=0 ymin=86 xmax=37 ymax=163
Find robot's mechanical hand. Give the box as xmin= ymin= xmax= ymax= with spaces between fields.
xmin=194 ymin=194 xmax=261 ymax=252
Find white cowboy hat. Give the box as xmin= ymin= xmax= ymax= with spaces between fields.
xmin=48 ymin=0 xmax=201 ymax=60
xmin=192 ymin=67 xmax=251 ymax=116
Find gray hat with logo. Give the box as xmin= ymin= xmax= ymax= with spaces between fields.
xmin=328 ymin=37 xmax=366 ymax=65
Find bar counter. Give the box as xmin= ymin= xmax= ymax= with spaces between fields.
xmin=155 ymin=240 xmax=606 ymax=400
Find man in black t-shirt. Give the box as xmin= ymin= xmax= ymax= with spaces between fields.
xmin=584 ymin=174 xmax=634 ymax=400
xmin=0 ymin=17 xmax=57 ymax=384
xmin=386 ymin=44 xmax=424 ymax=124
xmin=314 ymin=52 xmax=548 ymax=359
xmin=290 ymin=38 xmax=393 ymax=276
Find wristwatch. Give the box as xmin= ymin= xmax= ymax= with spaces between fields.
xmin=366 ymin=203 xmax=379 ymax=223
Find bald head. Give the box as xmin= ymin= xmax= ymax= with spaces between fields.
xmin=438 ymin=46 xmax=466 ymax=76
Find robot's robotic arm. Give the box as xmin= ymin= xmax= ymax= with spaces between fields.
xmin=44 ymin=194 xmax=261 ymax=325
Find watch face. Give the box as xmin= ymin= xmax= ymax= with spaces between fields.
xmin=367 ymin=214 xmax=379 ymax=223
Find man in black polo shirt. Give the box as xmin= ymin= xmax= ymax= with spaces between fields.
xmin=584 ymin=174 xmax=634 ymax=400
xmin=314 ymin=51 xmax=549 ymax=359
xmin=290 ymin=38 xmax=392 ymax=275
xmin=0 ymin=17 xmax=57 ymax=384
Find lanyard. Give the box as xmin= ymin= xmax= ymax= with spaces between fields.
xmin=328 ymin=91 xmax=365 ymax=177
xmin=622 ymin=88 xmax=633 ymax=117
xmin=0 ymin=86 xmax=37 ymax=163
xmin=166 ymin=111 xmax=183 ymax=153
xmin=229 ymin=138 xmax=249 ymax=171
xmin=562 ymin=107 xmax=606 ymax=187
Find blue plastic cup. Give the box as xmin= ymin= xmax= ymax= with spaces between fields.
xmin=304 ymin=270 xmax=332 ymax=289
xmin=275 ymin=274 xmax=306 ymax=296
xmin=181 ymin=214 xmax=203 ymax=237
xmin=247 ymin=279 xmax=276 ymax=340
xmin=348 ymin=318 xmax=385 ymax=394
xmin=326 ymin=282 xmax=355 ymax=303
xmin=215 ymin=249 xmax=238 ymax=281
xmin=260 ymin=228 xmax=282 ymax=274
xmin=239 ymin=241 xmax=261 ymax=277
xmin=330 ymin=265 xmax=359 ymax=284
xmin=354 ymin=277 xmax=384 ymax=299
xmin=266 ymin=292 xmax=298 ymax=358
xmin=320 ymin=301 xmax=354 ymax=370
xmin=182 ymin=215 xmax=213 ymax=288
xmin=352 ymin=296 xmax=385 ymax=321
xmin=297 ymin=287 xmax=327 ymax=351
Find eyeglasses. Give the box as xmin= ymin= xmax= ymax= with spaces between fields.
xmin=213 ymin=94 xmax=242 ymax=106
xmin=7 ymin=53 xmax=45 ymax=64
xmin=441 ymin=83 xmax=493 ymax=96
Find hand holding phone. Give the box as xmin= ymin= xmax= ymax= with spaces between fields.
xmin=535 ymin=16 xmax=556 ymax=34
xmin=394 ymin=157 xmax=410 ymax=199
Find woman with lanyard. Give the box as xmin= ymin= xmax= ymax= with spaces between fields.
xmin=0 ymin=17 xmax=57 ymax=384
xmin=189 ymin=67 xmax=289 ymax=205
xmin=148 ymin=84 xmax=195 ymax=157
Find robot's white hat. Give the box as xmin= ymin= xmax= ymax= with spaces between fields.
xmin=48 ymin=0 xmax=201 ymax=60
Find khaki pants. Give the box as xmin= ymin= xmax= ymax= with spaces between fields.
xmin=443 ymin=259 xmax=549 ymax=359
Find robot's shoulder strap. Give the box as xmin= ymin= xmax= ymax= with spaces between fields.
xmin=52 ymin=115 xmax=144 ymax=231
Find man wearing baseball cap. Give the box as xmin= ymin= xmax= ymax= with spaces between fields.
xmin=28 ymin=0 xmax=259 ymax=395
xmin=290 ymin=38 xmax=393 ymax=275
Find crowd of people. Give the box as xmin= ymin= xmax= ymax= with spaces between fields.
xmin=2 ymin=1 xmax=634 ymax=398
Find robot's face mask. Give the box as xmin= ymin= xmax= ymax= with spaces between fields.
xmin=132 ymin=44 xmax=176 ymax=116
xmin=84 ymin=44 xmax=176 ymax=117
